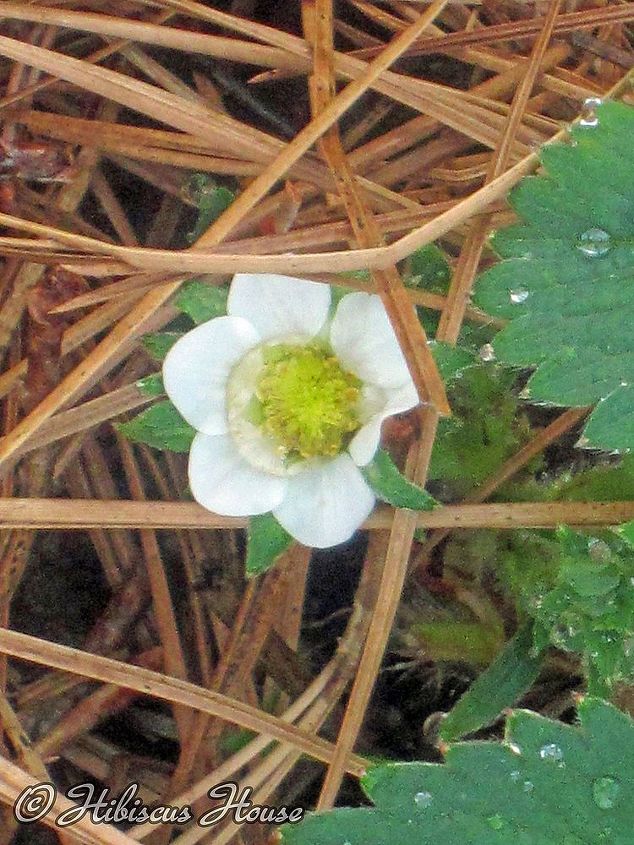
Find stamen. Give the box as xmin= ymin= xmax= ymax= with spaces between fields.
xmin=256 ymin=343 xmax=361 ymax=460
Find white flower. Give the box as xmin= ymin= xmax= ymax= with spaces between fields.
xmin=163 ymin=274 xmax=419 ymax=548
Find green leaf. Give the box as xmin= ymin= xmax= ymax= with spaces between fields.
xmin=136 ymin=373 xmax=164 ymax=396
xmin=246 ymin=513 xmax=293 ymax=577
xmin=410 ymin=620 xmax=504 ymax=666
xmin=282 ymin=697 xmax=634 ymax=845
xmin=552 ymin=454 xmax=634 ymax=502
xmin=429 ymin=365 xmax=535 ymax=496
xmin=219 ymin=728 xmax=256 ymax=756
xmin=472 ymin=100 xmax=634 ymax=452
xmin=407 ymin=243 xmax=452 ymax=293
xmin=618 ymin=519 xmax=634 ymax=548
xmin=362 ymin=448 xmax=437 ymax=510
xmin=117 ymin=401 xmax=195 ymax=452
xmin=499 ymin=527 xmax=634 ymax=695
xmin=440 ymin=621 xmax=544 ymax=741
xmin=142 ymin=332 xmax=183 ymax=362
xmin=428 ymin=341 xmax=475 ymax=383
xmin=186 ymin=175 xmax=234 ymax=243
xmin=583 ymin=386 xmax=634 ymax=451
xmin=174 ymin=278 xmax=228 ymax=324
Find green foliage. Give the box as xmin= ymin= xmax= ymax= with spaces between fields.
xmin=246 ymin=513 xmax=293 ymax=577
xmin=406 ymin=243 xmax=452 ymax=293
xmin=409 ymin=619 xmax=504 ymax=666
xmin=429 ymin=364 xmax=534 ymax=496
xmin=584 ymin=386 xmax=634 ymax=451
xmin=434 ymin=520 xmax=634 ymax=700
xmin=429 ymin=341 xmax=475 ymax=383
xmin=362 ymin=448 xmax=437 ymax=510
xmin=142 ymin=332 xmax=183 ymax=362
xmin=218 ymin=728 xmax=256 ymax=757
xmin=440 ymin=621 xmax=544 ymax=741
xmin=282 ymin=697 xmax=634 ymax=845
xmin=116 ymin=401 xmax=195 ymax=452
xmin=473 ymin=100 xmax=634 ymax=452
xmin=618 ymin=519 xmax=634 ymax=547
xmin=185 ymin=174 xmax=235 ymax=243
xmin=551 ymin=455 xmax=634 ymax=502
xmin=499 ymin=527 xmax=634 ymax=696
xmin=136 ymin=373 xmax=164 ymax=397
xmin=174 ymin=278 xmax=229 ymax=324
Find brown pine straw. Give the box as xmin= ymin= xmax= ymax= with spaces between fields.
xmin=301 ymin=0 xmax=448 ymax=807
xmin=0 ymin=628 xmax=367 ymax=775
xmin=0 ymin=753 xmax=139 ymax=845
xmin=438 ymin=0 xmax=564 ymax=342
xmin=3 ymin=499 xmax=634 ymax=531
xmin=0 ymin=1 xmax=632 ymax=841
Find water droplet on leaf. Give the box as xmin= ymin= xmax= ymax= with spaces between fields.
xmin=414 ymin=791 xmax=433 ymax=808
xmin=576 ymin=228 xmax=611 ymax=257
xmin=479 ymin=343 xmax=496 ymax=362
xmin=509 ymin=288 xmax=530 ymax=304
xmin=579 ymin=97 xmax=602 ymax=126
xmin=588 ymin=538 xmax=611 ymax=562
xmin=539 ymin=743 xmax=564 ymax=764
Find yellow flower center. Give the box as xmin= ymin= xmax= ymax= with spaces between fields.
xmin=253 ymin=343 xmax=361 ymax=460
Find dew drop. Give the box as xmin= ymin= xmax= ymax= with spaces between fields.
xmin=510 ymin=770 xmax=521 ymax=783
xmin=509 ymin=288 xmax=530 ymax=304
xmin=414 ymin=791 xmax=433 ymax=808
xmin=593 ymin=776 xmax=620 ymax=810
xmin=588 ymin=538 xmax=611 ymax=562
xmin=479 ymin=343 xmax=496 ymax=362
xmin=487 ymin=814 xmax=505 ymax=830
xmin=576 ymin=228 xmax=611 ymax=257
xmin=539 ymin=743 xmax=564 ymax=764
xmin=579 ymin=96 xmax=602 ymax=126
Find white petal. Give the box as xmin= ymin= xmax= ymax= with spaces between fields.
xmin=273 ymin=454 xmax=375 ymax=548
xmin=348 ymin=417 xmax=384 ymax=466
xmin=349 ymin=380 xmax=420 ymax=466
xmin=188 ymin=432 xmax=287 ymax=516
xmin=330 ymin=292 xmax=414 ymax=389
xmin=387 ymin=378 xmax=421 ymax=414
xmin=228 ymin=274 xmax=330 ymax=340
xmin=163 ymin=316 xmax=260 ymax=434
